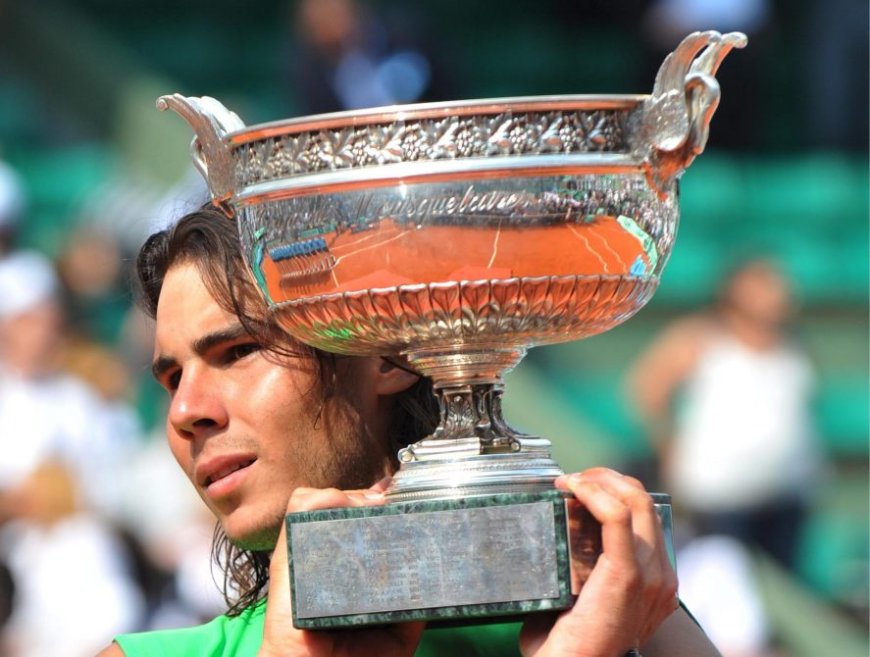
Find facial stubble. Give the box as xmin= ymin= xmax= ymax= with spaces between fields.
xmin=232 ymin=388 xmax=395 ymax=552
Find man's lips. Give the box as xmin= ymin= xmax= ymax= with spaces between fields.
xmin=196 ymin=454 xmax=257 ymax=488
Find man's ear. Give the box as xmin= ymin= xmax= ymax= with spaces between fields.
xmin=373 ymin=357 xmax=420 ymax=396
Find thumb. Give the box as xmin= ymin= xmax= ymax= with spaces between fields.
xmin=262 ymin=517 xmax=294 ymax=636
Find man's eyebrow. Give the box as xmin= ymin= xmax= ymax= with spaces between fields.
xmin=151 ymin=355 xmax=176 ymax=382
xmin=151 ymin=323 xmax=251 ymax=381
xmin=191 ymin=323 xmax=250 ymax=357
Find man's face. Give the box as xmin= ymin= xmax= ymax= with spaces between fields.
xmin=727 ymin=262 xmax=794 ymax=329
xmin=152 ymin=262 xmax=393 ymax=549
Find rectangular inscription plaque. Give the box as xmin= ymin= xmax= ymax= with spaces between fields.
xmin=285 ymin=491 xmax=573 ymax=628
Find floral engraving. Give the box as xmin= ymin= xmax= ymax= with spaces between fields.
xmin=234 ymin=109 xmax=628 ymax=187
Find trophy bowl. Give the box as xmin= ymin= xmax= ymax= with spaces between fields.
xmin=159 ymin=30 xmax=744 ymax=627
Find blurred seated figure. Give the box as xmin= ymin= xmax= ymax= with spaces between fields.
xmin=0 ymin=462 xmax=143 ymax=657
xmin=626 ymin=257 xmax=825 ymax=571
xmin=676 ymin=534 xmax=777 ymax=657
xmin=116 ymin=433 xmax=226 ymax=631
xmin=56 ymin=225 xmax=130 ymax=347
xmin=0 ymin=250 xmax=139 ymax=521
xmin=289 ymin=0 xmax=451 ymax=114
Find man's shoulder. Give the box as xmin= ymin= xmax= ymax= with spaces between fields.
xmin=114 ymin=603 xmax=266 ymax=657
xmin=665 ymin=314 xmax=718 ymax=342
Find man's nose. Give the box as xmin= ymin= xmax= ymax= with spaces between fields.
xmin=168 ymin=367 xmax=228 ymax=438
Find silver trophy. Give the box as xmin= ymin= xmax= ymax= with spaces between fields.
xmin=159 ymin=31 xmax=745 ymax=628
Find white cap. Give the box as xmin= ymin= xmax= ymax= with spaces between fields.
xmin=0 ymin=250 xmax=58 ymax=318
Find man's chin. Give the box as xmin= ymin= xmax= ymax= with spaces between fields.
xmin=227 ymin=522 xmax=282 ymax=552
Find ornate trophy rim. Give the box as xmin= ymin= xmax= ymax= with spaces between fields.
xmin=157 ymin=30 xmax=747 ymax=203
xmin=225 ymin=94 xmax=649 ymax=144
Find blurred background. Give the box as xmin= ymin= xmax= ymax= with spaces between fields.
xmin=0 ymin=1 xmax=866 ymax=656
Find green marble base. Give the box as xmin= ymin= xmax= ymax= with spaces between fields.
xmin=285 ymin=490 xmax=576 ymax=629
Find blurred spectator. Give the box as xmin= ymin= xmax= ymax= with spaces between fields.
xmin=56 ymin=225 xmax=130 ymax=347
xmin=116 ymin=432 xmax=225 ymax=630
xmin=626 ymin=257 xmax=825 ymax=572
xmin=677 ymin=534 xmax=777 ymax=657
xmin=288 ymin=0 xmax=453 ymax=114
xmin=0 ymin=462 xmax=143 ymax=657
xmin=0 ymin=250 xmax=139 ymax=521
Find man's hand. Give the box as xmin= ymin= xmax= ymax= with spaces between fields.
xmin=257 ymin=480 xmax=425 ymax=657
xmin=519 ymin=468 xmax=679 ymax=657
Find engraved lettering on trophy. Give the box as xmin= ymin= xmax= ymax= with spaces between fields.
xmin=291 ymin=502 xmax=560 ymax=619
xmin=370 ymin=187 xmax=525 ymax=224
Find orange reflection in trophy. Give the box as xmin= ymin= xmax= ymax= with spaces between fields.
xmin=259 ymin=214 xmax=654 ymax=303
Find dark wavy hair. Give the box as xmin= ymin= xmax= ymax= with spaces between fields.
xmin=135 ymin=202 xmax=437 ymax=614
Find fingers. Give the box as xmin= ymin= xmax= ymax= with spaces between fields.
xmin=556 ymin=468 xmax=665 ymax=551
xmin=557 ymin=469 xmax=656 ymax=565
xmin=286 ymin=485 xmax=387 ymax=514
xmin=555 ymin=468 xmax=678 ymax=645
xmin=369 ymin=475 xmax=393 ymax=494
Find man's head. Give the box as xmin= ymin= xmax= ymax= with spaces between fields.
xmin=136 ymin=204 xmax=435 ymax=606
xmin=717 ymin=257 xmax=795 ymax=331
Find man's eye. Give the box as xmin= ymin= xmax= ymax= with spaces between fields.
xmin=166 ymin=370 xmax=181 ymax=392
xmin=225 ymin=343 xmax=261 ymax=363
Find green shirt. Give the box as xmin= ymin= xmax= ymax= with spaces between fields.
xmin=115 ymin=604 xmax=522 ymax=657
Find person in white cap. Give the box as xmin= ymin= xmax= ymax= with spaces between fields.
xmin=0 ymin=250 xmax=145 ymax=657
xmin=0 ymin=250 xmax=136 ymax=517
xmin=0 ymin=250 xmax=68 ymax=493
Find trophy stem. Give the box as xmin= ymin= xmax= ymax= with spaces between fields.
xmin=401 ymin=346 xmax=539 ymax=459
xmin=386 ymin=347 xmax=564 ymax=502
xmin=400 ymin=382 xmax=525 ymax=460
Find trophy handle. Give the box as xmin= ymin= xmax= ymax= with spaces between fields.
xmin=639 ymin=30 xmax=747 ymax=194
xmin=156 ymin=94 xmax=246 ymax=204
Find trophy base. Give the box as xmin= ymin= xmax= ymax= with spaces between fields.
xmin=285 ymin=490 xmax=587 ymax=629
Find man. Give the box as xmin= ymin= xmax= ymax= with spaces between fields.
xmin=626 ymin=257 xmax=822 ymax=572
xmin=98 ymin=204 xmax=722 ymax=656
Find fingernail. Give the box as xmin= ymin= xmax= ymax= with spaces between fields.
xmin=364 ymin=491 xmax=385 ymax=500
